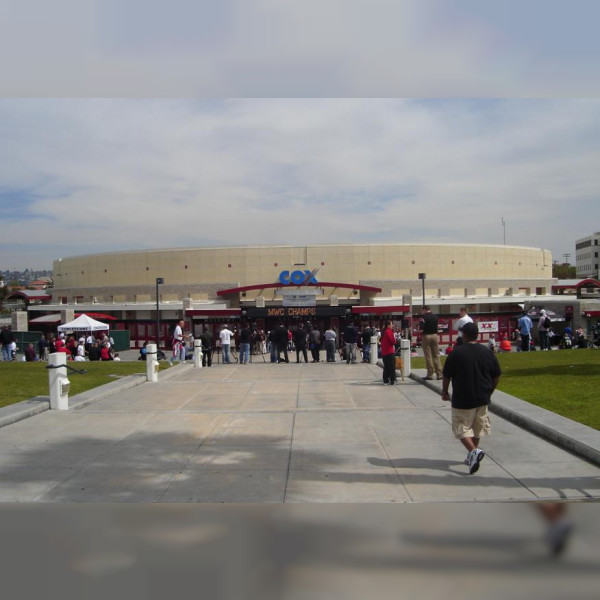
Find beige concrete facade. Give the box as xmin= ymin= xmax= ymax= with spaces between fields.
xmin=52 ymin=244 xmax=553 ymax=304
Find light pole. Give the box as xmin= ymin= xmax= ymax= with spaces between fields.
xmin=501 ymin=217 xmax=506 ymax=245
xmin=156 ymin=277 xmax=164 ymax=348
xmin=418 ymin=272 xmax=426 ymax=308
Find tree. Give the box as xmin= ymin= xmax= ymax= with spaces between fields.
xmin=552 ymin=263 xmax=576 ymax=279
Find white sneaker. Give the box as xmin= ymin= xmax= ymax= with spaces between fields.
xmin=468 ymin=449 xmax=485 ymax=474
xmin=464 ymin=452 xmax=471 ymax=465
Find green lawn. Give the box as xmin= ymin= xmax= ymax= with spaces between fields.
xmin=412 ymin=349 xmax=600 ymax=430
xmin=0 ymin=361 xmax=171 ymax=408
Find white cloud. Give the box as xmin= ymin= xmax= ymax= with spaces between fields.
xmin=0 ymin=99 xmax=598 ymax=269
xmin=2 ymin=1 xmax=600 ymax=96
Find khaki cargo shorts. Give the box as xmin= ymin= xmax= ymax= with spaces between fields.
xmin=451 ymin=405 xmax=491 ymax=439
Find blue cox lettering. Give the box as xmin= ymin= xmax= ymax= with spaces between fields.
xmin=278 ymin=270 xmax=319 ymax=286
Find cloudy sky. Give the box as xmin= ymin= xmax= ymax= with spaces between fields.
xmin=1 ymin=1 xmax=600 ymax=271
xmin=1 ymin=98 xmax=599 ymax=270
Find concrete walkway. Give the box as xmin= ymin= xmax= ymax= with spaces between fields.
xmin=0 ymin=361 xmax=599 ymax=502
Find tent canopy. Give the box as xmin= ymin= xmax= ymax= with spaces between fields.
xmin=57 ymin=313 xmax=110 ymax=332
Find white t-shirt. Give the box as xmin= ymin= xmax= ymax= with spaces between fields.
xmin=173 ymin=325 xmax=183 ymax=341
xmin=455 ymin=314 xmax=473 ymax=337
xmin=220 ymin=329 xmax=233 ymax=344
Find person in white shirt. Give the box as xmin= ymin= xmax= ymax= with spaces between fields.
xmin=455 ymin=308 xmax=474 ymax=346
xmin=170 ymin=320 xmax=187 ymax=364
xmin=85 ymin=334 xmax=94 ymax=353
xmin=219 ymin=324 xmax=234 ymax=364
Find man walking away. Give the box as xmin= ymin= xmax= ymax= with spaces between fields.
xmin=441 ymin=322 xmax=501 ymax=474
xmin=420 ymin=306 xmax=442 ymax=380
xmin=343 ymin=319 xmax=359 ymax=364
xmin=518 ymin=311 xmax=533 ymax=352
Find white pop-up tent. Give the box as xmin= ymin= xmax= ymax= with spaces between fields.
xmin=57 ymin=313 xmax=110 ymax=332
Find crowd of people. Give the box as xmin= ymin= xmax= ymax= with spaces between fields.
xmin=0 ymin=327 xmax=118 ymax=362
xmin=158 ymin=319 xmax=409 ymax=369
xmin=419 ymin=306 xmax=600 ymax=355
xmin=223 ymin=320 xmax=407 ymax=367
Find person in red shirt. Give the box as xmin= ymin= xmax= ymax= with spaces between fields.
xmin=55 ymin=339 xmax=72 ymax=360
xmin=100 ymin=343 xmax=112 ymax=361
xmin=380 ymin=320 xmax=397 ymax=385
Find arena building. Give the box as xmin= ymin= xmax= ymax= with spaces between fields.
xmin=23 ymin=243 xmax=563 ymax=349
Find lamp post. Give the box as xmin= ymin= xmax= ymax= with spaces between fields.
xmin=156 ymin=277 xmax=164 ymax=348
xmin=418 ymin=273 xmax=426 ymax=308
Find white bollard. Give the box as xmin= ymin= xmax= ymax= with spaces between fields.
xmin=370 ymin=335 xmax=378 ymax=365
xmin=400 ymin=338 xmax=411 ymax=378
xmin=146 ymin=343 xmax=159 ymax=383
xmin=193 ymin=339 xmax=203 ymax=368
xmin=48 ymin=352 xmax=70 ymax=410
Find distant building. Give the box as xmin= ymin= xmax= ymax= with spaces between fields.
xmin=28 ymin=278 xmax=52 ymax=290
xmin=575 ymin=231 xmax=600 ymax=279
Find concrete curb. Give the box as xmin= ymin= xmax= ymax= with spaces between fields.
xmin=0 ymin=396 xmax=51 ymax=429
xmin=0 ymin=363 xmax=193 ymax=429
xmin=410 ymin=369 xmax=600 ymax=468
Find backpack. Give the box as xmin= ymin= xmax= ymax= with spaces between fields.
xmin=543 ymin=316 xmax=551 ymax=328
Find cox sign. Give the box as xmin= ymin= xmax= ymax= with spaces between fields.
xmin=278 ymin=269 xmax=319 ymax=286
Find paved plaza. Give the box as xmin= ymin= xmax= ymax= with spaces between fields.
xmin=0 ymin=360 xmax=599 ymax=503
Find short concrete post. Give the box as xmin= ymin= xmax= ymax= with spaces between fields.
xmin=193 ymin=339 xmax=203 ymax=368
xmin=146 ymin=343 xmax=159 ymax=383
xmin=370 ymin=335 xmax=378 ymax=365
xmin=48 ymin=352 xmax=70 ymax=410
xmin=400 ymin=339 xmax=411 ymax=378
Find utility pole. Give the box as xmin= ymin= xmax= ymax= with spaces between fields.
xmin=562 ymin=253 xmax=570 ymax=264
xmin=501 ymin=217 xmax=506 ymax=245
xmin=418 ymin=273 xmax=426 ymax=307
xmin=156 ymin=277 xmax=164 ymax=347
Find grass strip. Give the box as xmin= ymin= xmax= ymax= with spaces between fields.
xmin=0 ymin=361 xmax=171 ymax=408
xmin=412 ymin=349 xmax=600 ymax=430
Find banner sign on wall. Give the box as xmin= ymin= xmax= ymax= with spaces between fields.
xmin=477 ymin=321 xmax=499 ymax=333
xmin=280 ymin=287 xmax=322 ymax=307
